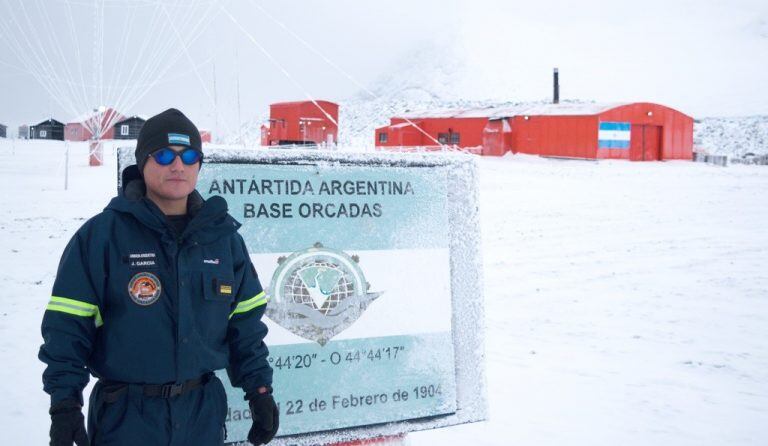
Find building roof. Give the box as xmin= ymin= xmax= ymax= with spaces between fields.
xmin=271 ymin=100 xmax=338 ymax=107
xmin=389 ymin=122 xmax=419 ymax=129
xmin=398 ymin=101 xmax=629 ymax=120
xmin=32 ymin=118 xmax=65 ymax=126
xmin=113 ymin=115 xmax=147 ymax=125
xmin=67 ymin=108 xmax=123 ymax=125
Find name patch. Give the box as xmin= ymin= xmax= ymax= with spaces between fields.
xmin=125 ymin=252 xmax=157 ymax=269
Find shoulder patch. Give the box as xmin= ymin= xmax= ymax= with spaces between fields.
xmin=128 ymin=272 xmax=162 ymax=306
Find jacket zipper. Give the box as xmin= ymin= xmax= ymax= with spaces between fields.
xmin=174 ymin=235 xmax=182 ymax=381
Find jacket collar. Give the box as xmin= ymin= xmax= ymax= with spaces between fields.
xmin=107 ymin=165 xmax=239 ymax=245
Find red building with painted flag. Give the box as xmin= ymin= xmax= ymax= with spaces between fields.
xmin=375 ymin=102 xmax=693 ymax=161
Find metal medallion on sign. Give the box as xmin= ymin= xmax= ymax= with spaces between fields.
xmin=266 ymin=242 xmax=381 ymax=345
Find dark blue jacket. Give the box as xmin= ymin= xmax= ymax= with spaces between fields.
xmin=39 ymin=166 xmax=272 ymax=405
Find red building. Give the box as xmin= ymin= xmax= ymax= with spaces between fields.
xmin=375 ymin=109 xmax=488 ymax=154
xmin=376 ymin=102 xmax=693 ymax=161
xmin=65 ymin=108 xmax=124 ymax=141
xmin=261 ymin=100 xmax=338 ymax=147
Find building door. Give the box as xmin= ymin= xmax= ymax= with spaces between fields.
xmin=630 ymin=125 xmax=662 ymax=161
xmin=643 ymin=125 xmax=661 ymax=160
xmin=482 ymin=120 xmax=505 ymax=156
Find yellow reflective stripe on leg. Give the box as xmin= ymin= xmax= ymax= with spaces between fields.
xmin=47 ymin=296 xmax=103 ymax=327
xmin=229 ymin=291 xmax=268 ymax=319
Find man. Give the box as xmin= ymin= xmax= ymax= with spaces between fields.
xmin=39 ymin=108 xmax=279 ymax=445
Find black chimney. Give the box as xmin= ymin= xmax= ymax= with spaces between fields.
xmin=553 ymin=67 xmax=559 ymax=104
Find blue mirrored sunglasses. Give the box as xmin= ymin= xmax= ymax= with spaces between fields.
xmin=149 ymin=147 xmax=203 ymax=166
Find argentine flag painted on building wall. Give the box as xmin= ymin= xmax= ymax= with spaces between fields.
xmin=598 ymin=122 xmax=631 ymax=149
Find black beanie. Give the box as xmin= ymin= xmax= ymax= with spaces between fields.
xmin=135 ymin=108 xmax=202 ymax=174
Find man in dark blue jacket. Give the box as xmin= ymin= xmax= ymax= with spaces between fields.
xmin=39 ymin=109 xmax=278 ymax=445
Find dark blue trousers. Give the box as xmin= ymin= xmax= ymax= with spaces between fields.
xmin=87 ymin=376 xmax=228 ymax=446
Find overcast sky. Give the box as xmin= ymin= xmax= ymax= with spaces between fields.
xmin=0 ymin=0 xmax=766 ymax=136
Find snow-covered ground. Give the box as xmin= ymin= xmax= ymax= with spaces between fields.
xmin=1 ymin=139 xmax=766 ymax=445
xmin=413 ymin=155 xmax=768 ymax=445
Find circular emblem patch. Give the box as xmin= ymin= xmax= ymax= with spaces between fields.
xmin=128 ymin=272 xmax=162 ymax=306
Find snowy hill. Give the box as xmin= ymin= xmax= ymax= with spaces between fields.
xmin=694 ymin=116 xmax=768 ymax=158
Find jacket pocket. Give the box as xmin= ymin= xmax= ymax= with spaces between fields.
xmin=203 ymin=271 xmax=236 ymax=304
xmin=199 ymin=271 xmax=236 ymax=342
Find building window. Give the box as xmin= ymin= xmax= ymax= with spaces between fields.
xmin=40 ymin=130 xmax=47 ymax=138
xmin=121 ymin=124 xmax=129 ymax=136
xmin=437 ymin=132 xmax=460 ymax=145
xmin=378 ymin=132 xmax=388 ymax=143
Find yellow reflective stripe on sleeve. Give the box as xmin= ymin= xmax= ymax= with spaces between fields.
xmin=47 ymin=296 xmax=98 ymax=315
xmin=229 ymin=291 xmax=268 ymax=319
xmin=47 ymin=296 xmax=103 ymax=327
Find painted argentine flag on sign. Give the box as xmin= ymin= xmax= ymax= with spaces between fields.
xmin=598 ymin=122 xmax=631 ymax=149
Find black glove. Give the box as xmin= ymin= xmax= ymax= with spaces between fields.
xmin=49 ymin=400 xmax=89 ymax=446
xmin=247 ymin=389 xmax=279 ymax=445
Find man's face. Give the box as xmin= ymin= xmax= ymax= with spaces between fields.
xmin=142 ymin=145 xmax=200 ymax=202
